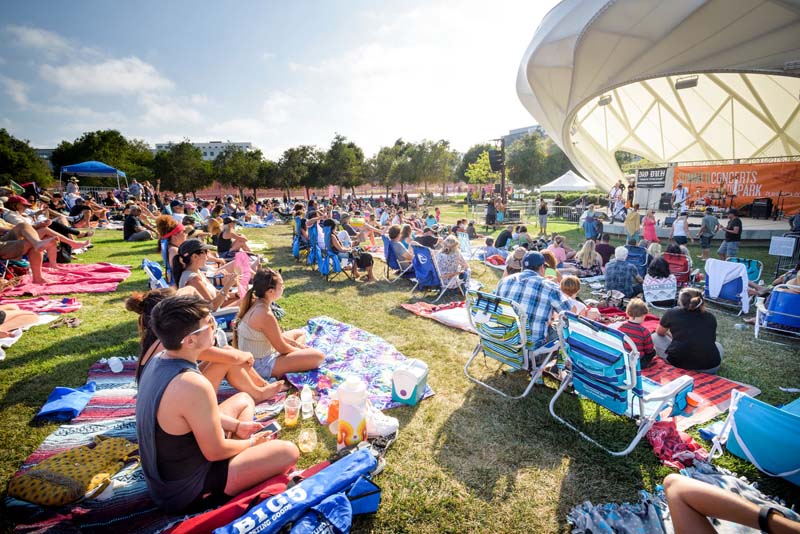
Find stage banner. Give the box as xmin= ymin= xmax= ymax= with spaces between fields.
xmin=635 ymin=167 xmax=668 ymax=188
xmin=674 ymin=162 xmax=800 ymax=214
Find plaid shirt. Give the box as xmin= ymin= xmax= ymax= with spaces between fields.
xmin=495 ymin=270 xmax=569 ymax=346
xmin=604 ymin=259 xmax=640 ymax=297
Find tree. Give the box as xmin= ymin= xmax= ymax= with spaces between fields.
xmin=456 ymin=143 xmax=493 ymax=182
xmin=50 ymin=129 xmax=154 ymax=185
xmin=464 ymin=151 xmax=499 ymax=185
xmin=369 ymin=139 xmax=407 ymax=196
xmin=152 ymin=141 xmax=210 ymax=196
xmin=278 ymin=146 xmax=315 ymax=199
xmin=256 ymin=159 xmax=279 ymax=199
xmin=213 ymin=146 xmax=261 ymax=200
xmin=299 ymin=147 xmax=326 ymax=200
xmin=541 ymin=137 xmax=575 ymax=182
xmin=506 ymin=133 xmax=545 ymax=187
xmin=0 ymin=129 xmax=52 ymax=186
xmin=324 ymin=134 xmax=365 ymax=196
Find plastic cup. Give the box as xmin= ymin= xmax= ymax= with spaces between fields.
xmin=108 ymin=357 xmax=124 ymax=373
xmin=297 ymin=428 xmax=317 ymax=453
xmin=284 ymin=396 xmax=300 ymax=428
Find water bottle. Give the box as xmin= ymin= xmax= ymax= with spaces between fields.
xmin=300 ymin=384 xmax=313 ymax=419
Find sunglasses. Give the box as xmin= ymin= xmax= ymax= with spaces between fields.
xmin=181 ymin=317 xmax=217 ymax=344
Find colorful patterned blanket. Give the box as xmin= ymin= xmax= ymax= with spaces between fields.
xmin=285 ymin=316 xmax=434 ymax=422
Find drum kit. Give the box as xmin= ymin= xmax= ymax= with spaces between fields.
xmin=690 ymin=186 xmax=735 ymax=213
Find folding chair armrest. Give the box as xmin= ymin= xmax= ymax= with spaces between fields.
xmin=756 ymin=300 xmax=768 ymax=315
xmin=643 ymin=375 xmax=693 ymax=403
xmin=529 ymin=338 xmax=560 ymax=357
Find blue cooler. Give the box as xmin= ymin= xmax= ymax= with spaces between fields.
xmin=391 ymin=359 xmax=428 ymax=406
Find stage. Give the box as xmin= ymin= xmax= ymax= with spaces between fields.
xmin=603 ymin=211 xmax=792 ymax=242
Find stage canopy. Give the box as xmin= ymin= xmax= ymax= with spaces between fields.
xmin=517 ymin=0 xmax=800 ymax=191
xmin=540 ymin=170 xmax=593 ymax=192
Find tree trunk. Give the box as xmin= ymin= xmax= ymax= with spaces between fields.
xmin=442 ymin=182 xmax=446 ymax=198
xmin=424 ymin=181 xmax=428 ymax=193
xmin=304 ymin=186 xmax=310 ymax=200
xmin=253 ymin=187 xmax=258 ymax=200
xmin=385 ymin=186 xmax=390 ymax=198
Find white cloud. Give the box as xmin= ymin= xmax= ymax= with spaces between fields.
xmin=261 ymin=91 xmax=303 ymax=125
xmin=40 ymin=57 xmax=174 ymax=95
xmin=138 ymin=93 xmax=204 ymax=127
xmin=261 ymin=52 xmax=276 ymax=61
xmin=0 ymin=76 xmax=29 ymax=107
xmin=6 ymin=25 xmax=72 ymax=58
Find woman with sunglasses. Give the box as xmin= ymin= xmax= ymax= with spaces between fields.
xmin=173 ymin=239 xmax=240 ymax=311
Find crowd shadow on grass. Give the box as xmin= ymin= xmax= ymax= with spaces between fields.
xmin=434 ymin=371 xmax=654 ymax=528
xmin=0 ymin=320 xmax=139 ymax=411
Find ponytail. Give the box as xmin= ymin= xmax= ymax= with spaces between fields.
xmin=678 ymin=287 xmax=705 ymax=312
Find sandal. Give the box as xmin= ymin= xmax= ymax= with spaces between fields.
xmin=49 ymin=317 xmax=67 ymax=329
xmin=65 ymin=317 xmax=82 ymax=328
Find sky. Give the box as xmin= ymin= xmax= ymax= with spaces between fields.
xmin=0 ymin=0 xmax=559 ymax=159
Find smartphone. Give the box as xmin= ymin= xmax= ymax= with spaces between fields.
xmin=255 ymin=420 xmax=281 ymax=438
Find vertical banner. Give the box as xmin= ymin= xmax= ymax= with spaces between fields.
xmin=673 ymin=162 xmax=800 ymax=214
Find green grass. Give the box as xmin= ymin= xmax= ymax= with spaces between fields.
xmin=1 ymin=206 xmax=798 ymax=533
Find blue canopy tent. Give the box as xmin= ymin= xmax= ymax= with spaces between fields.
xmin=59 ymin=161 xmax=128 ymax=191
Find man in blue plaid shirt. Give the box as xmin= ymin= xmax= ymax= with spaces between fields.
xmin=495 ymin=251 xmax=570 ymax=348
xmin=604 ymin=246 xmax=642 ymax=297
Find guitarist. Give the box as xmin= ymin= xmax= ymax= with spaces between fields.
xmin=671 ymin=181 xmax=688 ymax=216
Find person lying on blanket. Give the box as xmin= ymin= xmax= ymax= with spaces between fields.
xmin=136 ymin=294 xmax=299 ymax=514
xmin=233 ymin=269 xmax=325 ymax=380
xmin=174 ymin=239 xmax=240 ymax=311
xmin=0 ymin=304 xmax=39 ymax=336
xmin=127 ymin=287 xmax=285 ymax=402
xmin=0 ymin=220 xmax=59 ymax=284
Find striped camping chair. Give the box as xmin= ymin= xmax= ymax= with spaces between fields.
xmin=550 ymin=312 xmax=693 ymax=456
xmin=464 ymin=289 xmax=560 ymax=399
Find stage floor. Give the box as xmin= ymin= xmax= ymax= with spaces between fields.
xmin=603 ymin=211 xmax=792 ymax=241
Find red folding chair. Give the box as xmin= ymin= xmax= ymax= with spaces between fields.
xmin=663 ymin=252 xmax=691 ymax=287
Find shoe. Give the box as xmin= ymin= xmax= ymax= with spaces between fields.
xmin=366 ymin=403 xmax=399 ymax=438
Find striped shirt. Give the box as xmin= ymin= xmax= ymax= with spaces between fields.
xmin=618 ymin=320 xmax=655 ymax=365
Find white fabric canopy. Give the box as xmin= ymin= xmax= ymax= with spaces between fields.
xmin=517 ymin=0 xmax=800 ymax=191
xmin=540 ymin=170 xmax=593 ymax=192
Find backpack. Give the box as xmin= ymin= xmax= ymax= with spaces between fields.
xmin=7 ymin=436 xmax=138 ymax=506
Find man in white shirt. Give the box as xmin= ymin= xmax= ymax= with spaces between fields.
xmin=672 ymin=181 xmax=688 ymax=216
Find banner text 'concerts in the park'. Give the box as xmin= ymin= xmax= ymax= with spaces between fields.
xmin=673 ymin=162 xmax=800 ymax=213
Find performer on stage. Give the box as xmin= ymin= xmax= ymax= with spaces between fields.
xmin=671 ymin=181 xmax=688 ymax=216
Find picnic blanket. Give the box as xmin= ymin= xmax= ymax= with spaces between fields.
xmin=74 ymin=357 xmax=285 ymax=424
xmin=0 ymin=296 xmax=82 ymax=314
xmin=1 ymin=263 xmax=131 ymax=297
xmin=640 ymin=357 xmax=760 ymax=430
xmin=8 ymin=358 xmax=286 ymax=533
xmin=285 ymin=316 xmax=434 ymax=423
xmin=401 ymin=301 xmax=475 ymax=333
xmin=0 ymin=314 xmax=61 ymax=350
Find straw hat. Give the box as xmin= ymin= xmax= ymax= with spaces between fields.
xmin=506 ymin=246 xmax=526 ymax=270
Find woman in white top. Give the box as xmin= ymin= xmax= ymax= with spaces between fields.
xmin=173 ymin=239 xmax=240 ymax=311
xmin=234 ymin=269 xmax=324 ymax=379
xmin=670 ymin=211 xmax=693 ymax=246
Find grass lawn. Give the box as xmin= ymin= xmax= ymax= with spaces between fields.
xmin=1 ymin=204 xmax=798 ymax=533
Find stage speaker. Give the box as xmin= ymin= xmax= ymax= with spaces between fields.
xmin=751 ymin=197 xmax=772 ymax=219
xmin=659 ymin=192 xmax=673 ymax=211
xmin=488 ymin=150 xmax=504 ymax=172
xmin=494 ymin=184 xmax=501 ymax=194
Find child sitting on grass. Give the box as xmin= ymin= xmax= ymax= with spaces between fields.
xmin=617 ymin=298 xmax=656 ymax=368
xmin=483 ymin=237 xmax=506 ymax=259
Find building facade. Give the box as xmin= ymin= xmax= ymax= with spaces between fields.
xmin=154 ymin=141 xmax=253 ymax=161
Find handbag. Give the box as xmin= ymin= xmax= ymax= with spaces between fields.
xmin=7 ymin=436 xmax=139 ymax=506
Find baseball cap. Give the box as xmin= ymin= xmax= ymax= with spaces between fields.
xmin=7 ymin=195 xmax=30 ymax=207
xmin=184 ymin=202 xmax=195 ymax=210
xmin=177 ymin=238 xmax=212 ymax=258
xmin=522 ymin=251 xmax=545 ymax=270
xmin=170 ymin=199 xmax=184 ymax=208
xmin=727 ymin=208 xmax=739 ymax=216
xmin=222 ymin=216 xmax=235 ymax=225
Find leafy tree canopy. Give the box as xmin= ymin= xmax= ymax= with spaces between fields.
xmin=464 ymin=151 xmax=499 ymax=184
xmin=456 ymin=143 xmax=493 ymax=182
xmin=0 ymin=129 xmax=52 ymax=187
xmin=152 ymin=141 xmax=210 ymax=194
xmin=506 ymin=133 xmax=545 ymax=187
xmin=50 ymin=129 xmax=154 ymax=185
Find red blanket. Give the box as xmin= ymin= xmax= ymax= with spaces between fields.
xmin=598 ymin=307 xmax=661 ymax=333
xmin=1 ymin=263 xmax=131 ymax=297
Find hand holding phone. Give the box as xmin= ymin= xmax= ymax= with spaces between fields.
xmin=255 ymin=420 xmax=281 ymax=439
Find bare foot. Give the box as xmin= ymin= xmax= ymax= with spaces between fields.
xmin=32 ymin=277 xmax=54 ymax=284
xmin=254 ymin=380 xmax=288 ymax=402
xmin=33 ymin=237 xmax=56 ymax=252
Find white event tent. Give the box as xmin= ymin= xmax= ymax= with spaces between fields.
xmin=539 ymin=170 xmax=593 ymax=192
xmin=516 ymin=0 xmax=800 ymax=191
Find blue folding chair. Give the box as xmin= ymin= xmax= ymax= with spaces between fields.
xmin=728 ymin=257 xmax=763 ymax=283
xmin=710 ymin=390 xmax=800 ymax=486
xmin=550 ymin=312 xmax=694 ymax=456
xmin=409 ymin=244 xmax=466 ymax=303
xmin=704 ymin=258 xmax=750 ymax=314
xmin=625 ymin=245 xmax=649 ymax=277
xmin=306 ymin=223 xmax=319 ymax=270
xmin=291 ymin=216 xmax=310 ymax=262
xmin=317 ymin=225 xmax=351 ymax=281
xmin=381 ymin=234 xmax=413 ymax=283
xmin=754 ymin=284 xmax=800 ymax=340
xmin=464 ymin=289 xmax=560 ymax=398
xmin=142 ymin=258 xmax=169 ymax=289
xmin=160 ymin=239 xmax=173 ymax=284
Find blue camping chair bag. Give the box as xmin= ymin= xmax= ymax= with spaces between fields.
xmin=411 ymin=245 xmax=440 ymax=289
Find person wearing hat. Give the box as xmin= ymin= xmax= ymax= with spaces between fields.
xmin=436 ymin=235 xmax=469 ymax=282
xmin=172 ymin=239 xmax=239 ymax=311
xmin=503 ymin=246 xmax=527 ymax=277
xmin=717 ymin=208 xmax=742 ymax=260
xmin=170 ymin=199 xmax=185 ymax=225
xmin=66 ymin=175 xmax=80 ymax=196
xmin=217 ymin=216 xmax=252 ymax=258
xmin=495 ymin=250 xmax=571 ymax=349
xmin=669 ymin=210 xmax=693 ymax=246
xmin=413 ymin=226 xmax=441 ymax=249
xmin=672 ymin=181 xmax=688 ymax=216
xmin=2 ymin=195 xmax=90 ymax=251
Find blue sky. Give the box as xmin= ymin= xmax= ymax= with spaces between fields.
xmin=0 ymin=0 xmax=558 ymax=158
